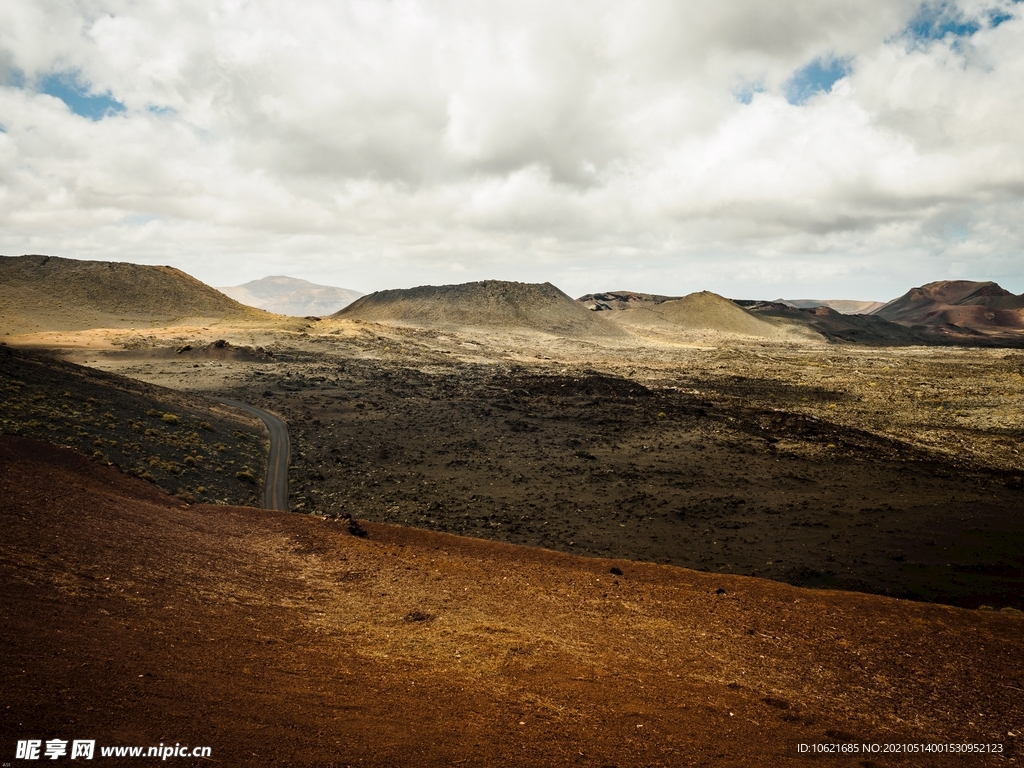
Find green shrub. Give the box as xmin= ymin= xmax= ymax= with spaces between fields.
xmin=236 ymin=469 xmax=257 ymax=484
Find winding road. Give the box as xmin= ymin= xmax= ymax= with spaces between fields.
xmin=213 ymin=397 xmax=290 ymax=511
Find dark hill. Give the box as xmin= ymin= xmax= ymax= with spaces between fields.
xmin=577 ymin=291 xmax=681 ymax=311
xmin=1 ymin=254 xmax=266 ymax=333
xmin=336 ymin=280 xmax=622 ymax=338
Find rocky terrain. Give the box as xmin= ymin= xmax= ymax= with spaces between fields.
xmin=0 ymin=345 xmax=269 ymax=506
xmin=61 ymin=312 xmax=1024 ymax=611
xmin=263 ymin=351 xmax=1024 ymax=609
xmin=4 ymin=261 xmax=1024 ymax=765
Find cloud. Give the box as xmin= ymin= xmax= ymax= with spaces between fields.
xmin=0 ymin=0 xmax=1022 ymax=299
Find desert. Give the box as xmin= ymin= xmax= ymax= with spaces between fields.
xmin=6 ymin=7 xmax=1024 ymax=764
xmin=2 ymin=255 xmax=1023 ymax=766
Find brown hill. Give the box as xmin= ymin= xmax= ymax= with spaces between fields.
xmin=1 ymin=254 xmax=266 ymax=333
xmin=605 ymin=290 xmax=811 ymax=340
xmin=3 ymin=434 xmax=1022 ymax=766
xmin=336 ymin=280 xmax=622 ymax=337
xmin=873 ymin=280 xmax=1024 ymax=340
xmin=741 ymin=302 xmax=939 ymax=345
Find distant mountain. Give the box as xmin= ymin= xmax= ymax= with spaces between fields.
xmin=779 ymin=299 xmax=886 ymax=315
xmin=872 ymin=280 xmax=1024 ymax=339
xmin=0 ymin=254 xmax=263 ymax=333
xmin=219 ymin=276 xmax=363 ymax=317
xmin=336 ymin=280 xmax=622 ymax=338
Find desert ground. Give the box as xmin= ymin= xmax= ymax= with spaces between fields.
xmin=9 ymin=313 xmax=1020 ymax=611
xmin=3 ymin=260 xmax=1024 ymax=766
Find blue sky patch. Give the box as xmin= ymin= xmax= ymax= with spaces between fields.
xmin=907 ymin=3 xmax=981 ymax=40
xmin=988 ymin=8 xmax=1016 ymax=27
xmin=734 ymin=81 xmax=765 ymax=105
xmin=785 ymin=58 xmax=850 ymax=105
xmin=40 ymin=72 xmax=125 ymax=121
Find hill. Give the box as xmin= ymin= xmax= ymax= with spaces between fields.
xmin=739 ymin=302 xmax=938 ymax=345
xmin=219 ymin=275 xmax=363 ymax=316
xmin=0 ymin=254 xmax=265 ymax=333
xmin=604 ymin=290 xmax=810 ymax=340
xmin=336 ymin=280 xmax=622 ymax=337
xmin=3 ymin=434 xmax=1022 ymax=766
xmin=873 ymin=280 xmax=1024 ymax=340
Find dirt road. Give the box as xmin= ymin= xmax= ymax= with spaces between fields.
xmin=214 ymin=397 xmax=290 ymax=511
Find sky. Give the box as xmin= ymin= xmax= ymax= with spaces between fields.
xmin=1 ymin=0 xmax=1023 ymax=301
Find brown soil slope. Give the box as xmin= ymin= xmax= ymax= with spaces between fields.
xmin=0 ymin=254 xmax=266 ymax=333
xmin=3 ymin=436 xmax=1021 ymax=767
xmin=873 ymin=280 xmax=1024 ymax=338
xmin=607 ymin=291 xmax=808 ymax=340
xmin=337 ymin=280 xmax=622 ymax=338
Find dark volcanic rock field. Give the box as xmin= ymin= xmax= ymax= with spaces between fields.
xmin=238 ymin=357 xmax=1024 ymax=610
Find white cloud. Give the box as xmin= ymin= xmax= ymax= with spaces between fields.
xmin=1 ymin=0 xmax=1022 ymax=300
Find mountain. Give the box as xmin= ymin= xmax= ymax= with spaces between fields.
xmin=872 ymin=280 xmax=1024 ymax=339
xmin=218 ymin=275 xmax=363 ymax=317
xmin=335 ymin=280 xmax=622 ymax=337
xmin=0 ymin=254 xmax=263 ymax=333
xmin=780 ymin=299 xmax=886 ymax=315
